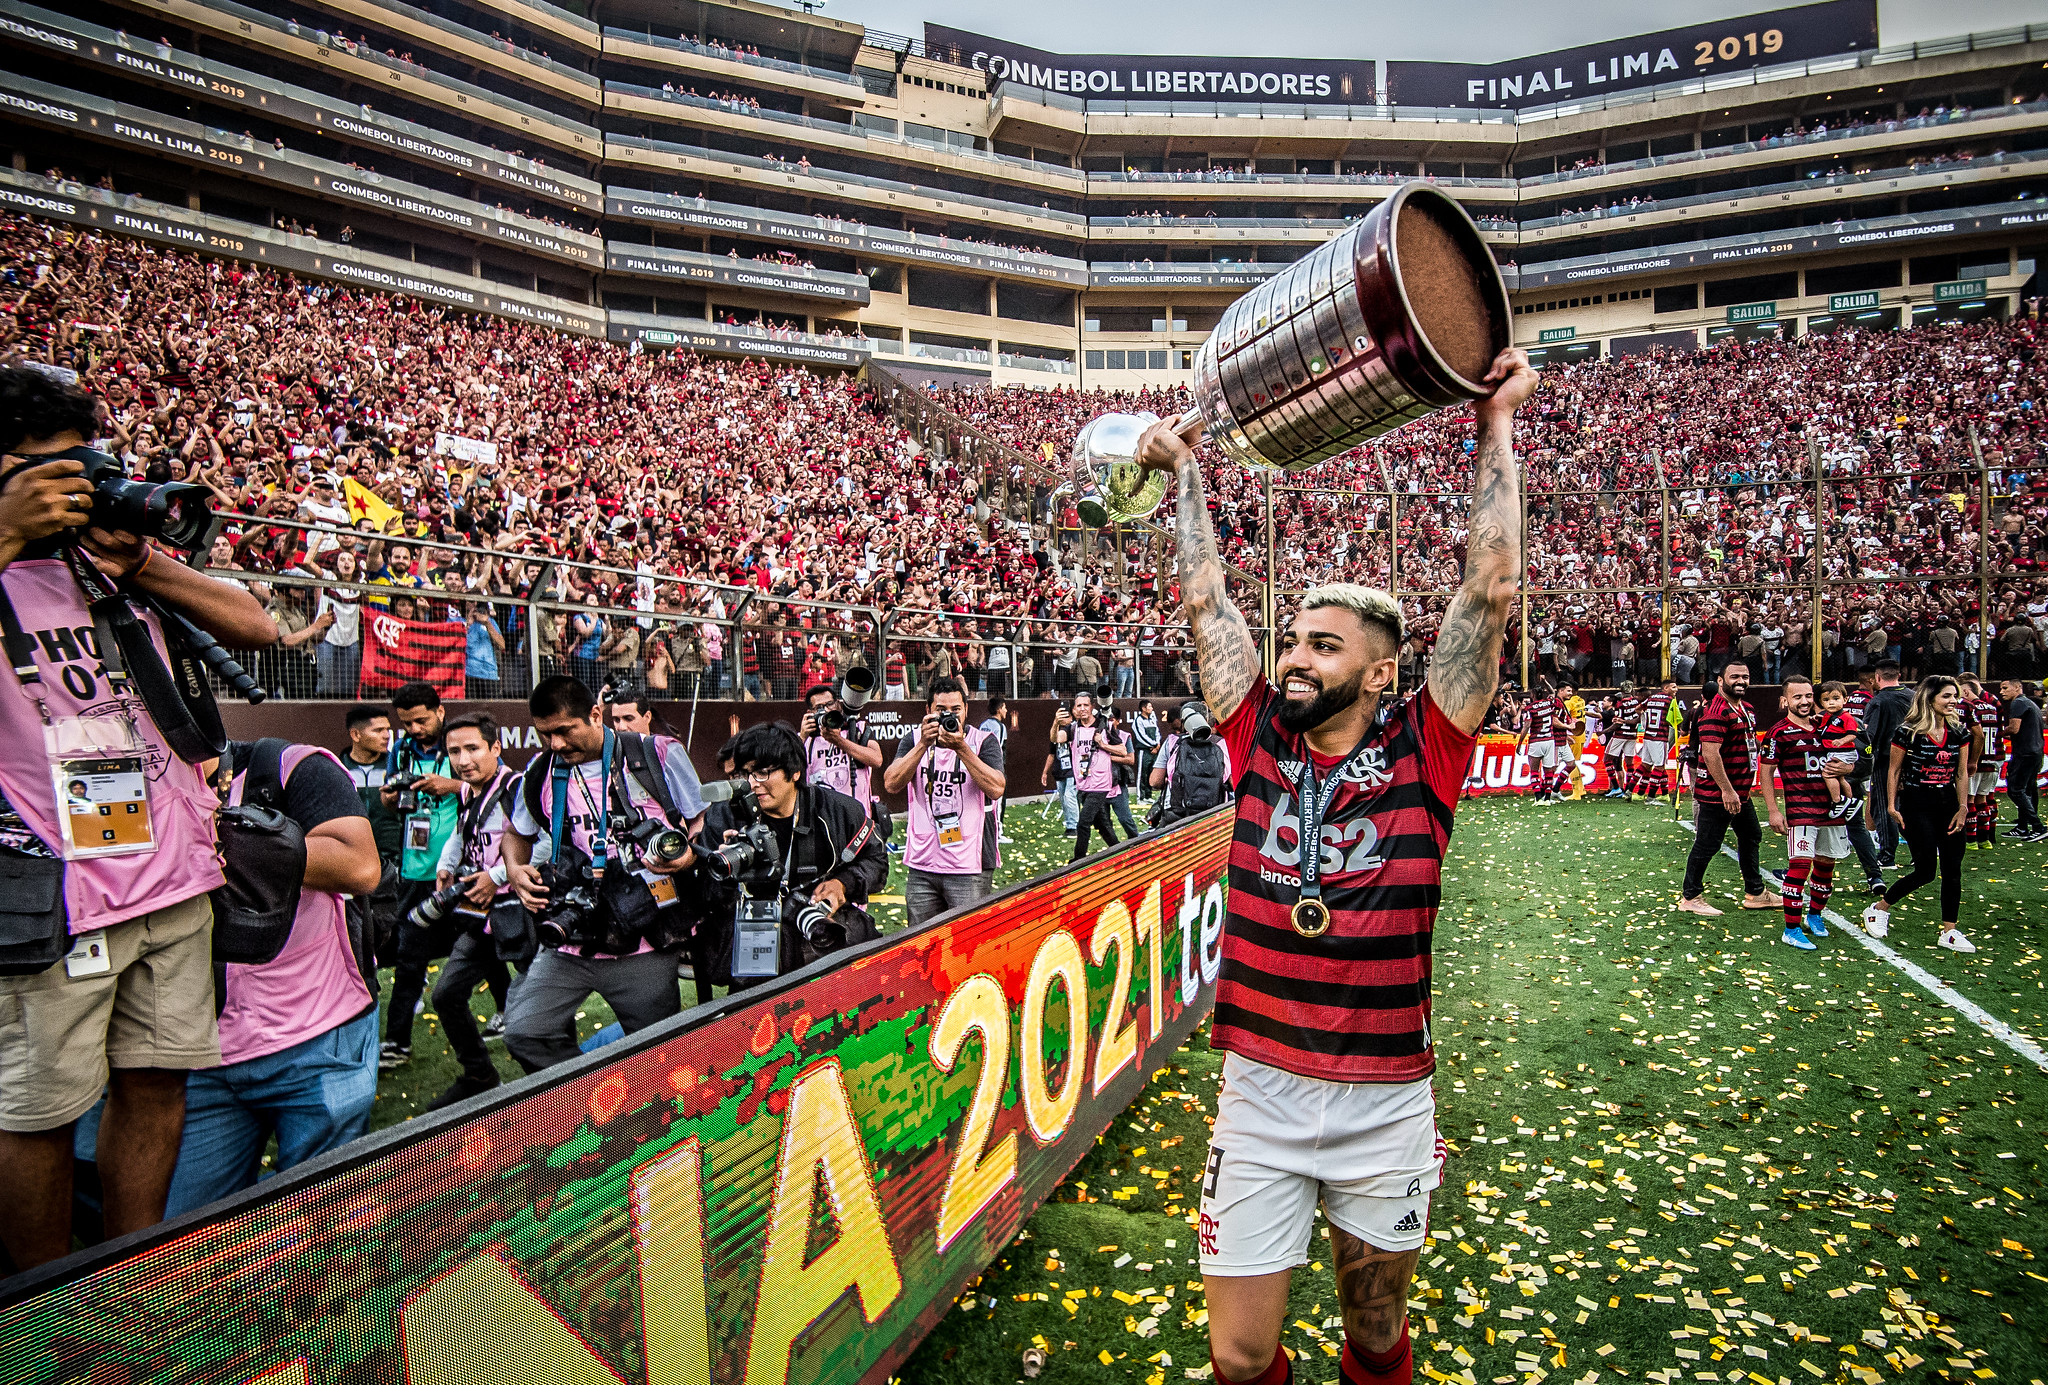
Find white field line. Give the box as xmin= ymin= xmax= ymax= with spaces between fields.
xmin=1680 ymin=820 xmax=2048 ymax=1073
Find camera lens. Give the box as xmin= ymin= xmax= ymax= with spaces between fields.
xmin=938 ymin=711 xmax=961 ymax=733
xmin=706 ymin=838 xmax=757 ymax=882
xmin=93 ymin=470 xmax=214 ymax=550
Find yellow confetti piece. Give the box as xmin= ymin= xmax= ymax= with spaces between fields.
xmin=1100 ymin=1351 xmax=1116 ymax=1366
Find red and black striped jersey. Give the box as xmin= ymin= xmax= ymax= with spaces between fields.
xmin=1611 ymin=693 xmax=1645 ymax=742
xmin=1214 ymin=677 xmax=1476 ymax=1085
xmin=1694 ymin=693 xmax=1759 ymax=808
xmin=1642 ymin=691 xmax=1677 ymax=745
xmin=1976 ymin=693 xmax=2007 ymax=764
xmin=1760 ymin=718 xmax=1832 ymax=826
xmin=1845 ymin=688 xmax=1873 ymax=718
xmin=1521 ymin=696 xmax=1559 ymax=746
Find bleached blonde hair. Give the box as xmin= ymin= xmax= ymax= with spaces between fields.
xmin=1300 ymin=583 xmax=1404 ymax=651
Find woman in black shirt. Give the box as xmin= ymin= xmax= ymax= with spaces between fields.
xmin=1864 ymin=676 xmax=1974 ymax=952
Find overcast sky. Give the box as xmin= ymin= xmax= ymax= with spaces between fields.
xmin=829 ymin=0 xmax=2045 ymax=61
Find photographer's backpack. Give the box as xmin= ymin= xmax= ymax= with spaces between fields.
xmin=212 ymin=738 xmax=307 ymax=966
xmin=1165 ymin=734 xmax=1228 ymax=823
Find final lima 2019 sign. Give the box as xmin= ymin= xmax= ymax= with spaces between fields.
xmin=0 ymin=812 xmax=1233 ymax=1385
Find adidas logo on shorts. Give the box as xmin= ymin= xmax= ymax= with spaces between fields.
xmin=1392 ymin=1209 xmax=1422 ymax=1233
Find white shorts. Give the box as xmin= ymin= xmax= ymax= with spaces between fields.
xmin=1524 ymin=743 xmax=1558 ymax=769
xmin=1970 ymin=770 xmax=2002 ymax=796
xmin=1639 ymin=742 xmax=1669 ymax=769
xmin=1821 ymin=751 xmax=1860 ymax=775
xmin=1199 ymin=1053 xmax=1444 ymax=1275
xmin=1788 ymin=825 xmax=1850 ymax=861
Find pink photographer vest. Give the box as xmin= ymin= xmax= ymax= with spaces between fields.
xmin=0 ymin=558 xmax=224 ymax=931
xmin=218 ymin=745 xmax=373 ymax=1064
xmin=904 ymin=726 xmax=998 ymax=875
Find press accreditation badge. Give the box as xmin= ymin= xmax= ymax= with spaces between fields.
xmin=46 ymin=713 xmax=158 ymax=861
xmin=732 ymin=895 xmax=780 ymax=979
xmin=405 ymin=813 xmax=433 ymax=854
xmin=63 ymin=929 xmax=111 ymax=979
xmin=936 ymin=812 xmax=965 ymax=847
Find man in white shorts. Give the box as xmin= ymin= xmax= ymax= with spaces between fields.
xmin=1759 ymin=675 xmax=1848 ymax=950
xmin=1131 ymin=345 xmax=1536 ymax=1385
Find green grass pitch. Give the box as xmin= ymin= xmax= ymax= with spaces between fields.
xmin=368 ymin=792 xmax=2048 ymax=1385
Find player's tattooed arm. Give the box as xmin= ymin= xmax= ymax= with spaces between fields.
xmin=1137 ymin=418 xmax=1258 ymax=723
xmin=1430 ymin=348 xmax=1538 ymax=735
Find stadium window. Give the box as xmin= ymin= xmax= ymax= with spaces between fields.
xmin=1177 ymin=349 xmax=1195 ymax=369
xmin=1654 ymin=284 xmax=1700 ymax=314
xmin=1148 ymin=350 xmax=1168 ymax=370
xmin=1085 ymin=351 xmax=1105 ymax=370
xmin=1107 ymin=350 xmax=1126 ymax=369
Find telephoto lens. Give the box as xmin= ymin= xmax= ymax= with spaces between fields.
xmin=408 ymin=879 xmax=470 ymax=928
xmin=623 ymin=816 xmax=690 ymax=866
xmin=794 ymin=898 xmax=843 ymax=947
xmin=69 ymin=447 xmax=214 ymax=550
xmin=1181 ymin=703 xmax=1214 ymax=744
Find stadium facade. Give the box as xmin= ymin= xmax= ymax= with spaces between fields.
xmin=0 ymin=0 xmax=2043 ymax=385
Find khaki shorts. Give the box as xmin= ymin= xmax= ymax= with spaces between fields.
xmin=0 ymin=893 xmax=219 ymax=1132
xmin=1970 ymin=769 xmax=2002 ymax=796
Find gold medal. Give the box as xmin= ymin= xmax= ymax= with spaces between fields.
xmin=1290 ymin=897 xmax=1331 ymax=937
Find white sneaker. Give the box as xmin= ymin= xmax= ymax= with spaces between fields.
xmin=1861 ymin=902 xmax=1890 ymax=938
xmin=1939 ymin=928 xmax=1977 ymax=954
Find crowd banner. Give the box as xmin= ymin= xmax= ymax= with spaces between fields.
xmin=433 ymin=432 xmax=501 ymax=467
xmin=0 ymin=810 xmax=1233 ymax=1385
xmin=358 ymin=609 xmax=467 ymax=698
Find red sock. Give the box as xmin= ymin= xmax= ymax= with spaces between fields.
xmin=1340 ymin=1321 xmax=1412 ymax=1385
xmin=1216 ymin=1345 xmax=1292 ymax=1385
xmin=1781 ymin=857 xmax=1811 ymax=929
xmin=1808 ymin=857 xmax=1835 ymax=914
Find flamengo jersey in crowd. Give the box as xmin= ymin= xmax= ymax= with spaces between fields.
xmin=1212 ymin=677 xmax=1476 ymax=1085
xmin=1759 ymin=719 xmax=1833 ymax=826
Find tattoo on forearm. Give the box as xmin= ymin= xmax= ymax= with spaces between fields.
xmin=1175 ymin=452 xmax=1257 ymax=720
xmin=1428 ymin=422 xmax=1521 ymax=728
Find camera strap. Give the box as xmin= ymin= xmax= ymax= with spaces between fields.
xmin=0 ymin=547 xmax=224 ymax=763
xmin=550 ymin=730 xmax=613 ymax=872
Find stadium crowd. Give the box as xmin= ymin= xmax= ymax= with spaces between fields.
xmin=1 ymin=210 xmax=2044 ymax=712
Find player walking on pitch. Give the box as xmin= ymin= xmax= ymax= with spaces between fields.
xmin=1133 ymin=346 xmax=1537 ymax=1385
xmin=1758 ymin=675 xmax=1843 ymax=951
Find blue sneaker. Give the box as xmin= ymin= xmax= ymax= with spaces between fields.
xmin=1805 ymin=912 xmax=1829 ymax=938
xmin=1781 ymin=925 xmax=1817 ymax=951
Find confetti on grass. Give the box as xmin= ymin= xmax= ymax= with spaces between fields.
xmin=891 ymin=801 xmax=2048 ymax=1385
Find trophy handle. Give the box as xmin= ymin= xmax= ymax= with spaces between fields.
xmin=1170 ymin=407 xmax=1205 ymax=441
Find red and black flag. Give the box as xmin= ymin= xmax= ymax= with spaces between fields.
xmin=360 ymin=610 xmax=465 ymax=699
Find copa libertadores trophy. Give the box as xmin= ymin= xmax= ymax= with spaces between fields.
xmin=1069 ymin=182 xmax=1513 ymax=527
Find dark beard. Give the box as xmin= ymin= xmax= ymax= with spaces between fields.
xmin=1274 ymin=672 xmax=1365 ymax=734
